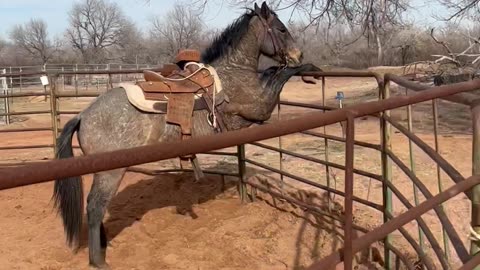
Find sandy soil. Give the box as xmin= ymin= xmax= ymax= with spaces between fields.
xmin=0 ymin=77 xmax=473 ymax=269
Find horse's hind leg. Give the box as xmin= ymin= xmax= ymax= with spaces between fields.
xmin=87 ymin=168 xmax=126 ymax=269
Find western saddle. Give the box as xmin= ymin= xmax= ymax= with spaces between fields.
xmin=136 ymin=49 xmax=225 ymax=181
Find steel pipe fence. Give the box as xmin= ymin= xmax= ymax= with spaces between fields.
xmin=0 ymin=68 xmax=478 ymax=269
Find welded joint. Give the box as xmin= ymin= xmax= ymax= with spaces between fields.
xmin=345 ymin=110 xmax=360 ymax=119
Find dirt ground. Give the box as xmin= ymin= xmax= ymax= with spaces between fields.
xmin=0 ymin=75 xmax=474 ymax=269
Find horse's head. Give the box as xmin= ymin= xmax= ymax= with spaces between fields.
xmin=253 ymin=2 xmax=303 ymax=67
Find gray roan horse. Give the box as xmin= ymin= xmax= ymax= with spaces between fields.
xmin=53 ymin=2 xmax=319 ymax=268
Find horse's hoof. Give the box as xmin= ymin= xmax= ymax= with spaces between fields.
xmin=89 ymin=262 xmax=110 ymax=270
xmin=193 ymin=178 xmax=203 ymax=183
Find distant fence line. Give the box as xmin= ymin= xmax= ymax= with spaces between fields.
xmin=0 ymin=64 xmax=161 ymax=89
xmin=0 ymin=63 xmax=157 ymax=73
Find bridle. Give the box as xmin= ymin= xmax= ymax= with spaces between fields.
xmin=254 ymin=10 xmax=289 ymax=66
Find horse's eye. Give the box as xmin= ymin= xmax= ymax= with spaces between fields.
xmin=279 ymin=28 xmax=287 ymax=33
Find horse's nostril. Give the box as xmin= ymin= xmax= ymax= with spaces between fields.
xmin=299 ymin=52 xmax=304 ymax=62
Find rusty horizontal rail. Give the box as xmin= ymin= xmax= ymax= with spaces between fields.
xmin=249 ymin=141 xmax=382 ymax=180
xmin=459 ymin=253 xmax=480 ymax=270
xmin=55 ymin=91 xmax=101 ymax=98
xmin=244 ymin=157 xmax=383 ymax=211
xmin=0 ymin=127 xmax=52 ymax=133
xmin=56 ymin=110 xmax=82 ymax=115
xmin=279 ymin=100 xmax=336 ymax=111
xmin=0 ymin=110 xmax=51 ymax=117
xmin=127 ymin=167 xmax=239 ymax=177
xmin=0 ymin=68 xmax=160 ymax=78
xmin=300 ymin=130 xmax=381 ymax=151
xmin=0 ymin=144 xmax=54 ymax=151
xmin=387 ymin=73 xmax=479 ymax=106
xmin=306 ymin=174 xmax=480 ymax=270
xmin=0 ymin=92 xmax=49 ymax=98
xmin=0 ymin=77 xmax=479 ymax=190
xmin=0 ymin=69 xmax=382 ymax=79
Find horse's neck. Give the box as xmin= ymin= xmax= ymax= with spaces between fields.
xmin=207 ymin=25 xmax=286 ymax=130
xmin=213 ymin=29 xmax=261 ymax=93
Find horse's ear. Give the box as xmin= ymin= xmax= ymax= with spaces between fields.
xmin=254 ymin=3 xmax=261 ymax=14
xmin=260 ymin=1 xmax=270 ymax=18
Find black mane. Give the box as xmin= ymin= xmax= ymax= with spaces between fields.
xmin=201 ymin=10 xmax=255 ymax=64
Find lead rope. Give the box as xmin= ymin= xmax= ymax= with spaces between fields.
xmin=212 ymin=82 xmax=217 ymax=129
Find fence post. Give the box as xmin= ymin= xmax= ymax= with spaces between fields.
xmin=61 ymin=67 xmax=65 ymax=91
xmin=433 ymin=98 xmax=450 ymax=262
xmin=381 ymin=78 xmax=393 ymax=268
xmin=1 ymin=69 xmax=9 ymax=125
xmin=470 ymin=104 xmax=480 ymax=269
xmin=407 ymin=87 xmax=425 ymax=263
xmin=19 ymin=67 xmax=22 ymax=92
xmin=237 ymin=144 xmax=248 ymax=202
xmin=75 ymin=64 xmax=78 ymax=98
xmin=344 ymin=114 xmax=355 ymax=270
xmin=277 ymin=102 xmax=284 ymax=195
xmin=49 ymin=75 xmax=59 ymax=155
xmin=322 ymin=76 xmax=333 ymax=211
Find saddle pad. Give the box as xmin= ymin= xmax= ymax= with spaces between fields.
xmin=120 ymin=82 xmax=168 ymax=113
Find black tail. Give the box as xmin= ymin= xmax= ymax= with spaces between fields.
xmin=52 ymin=116 xmax=83 ymax=248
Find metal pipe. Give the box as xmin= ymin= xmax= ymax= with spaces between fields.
xmin=344 ymin=115 xmax=355 ymax=270
xmin=127 ymin=167 xmax=239 ymax=177
xmin=245 ymin=178 xmax=416 ymax=269
xmin=249 ymin=142 xmax=382 ymax=181
xmin=0 ymin=91 xmax=50 ymax=98
xmin=384 ymin=211 xmax=436 ymax=270
xmin=306 ymin=174 xmax=480 ymax=270
xmin=432 ymin=98 xmax=451 ymax=261
xmin=0 ymin=127 xmax=52 ymax=133
xmin=406 ymin=87 xmax=425 ymax=264
xmin=458 ymin=252 xmax=480 ymax=270
xmin=237 ymin=145 xmax=248 ymax=202
xmin=385 ymin=174 xmax=450 ymax=269
xmin=0 ymin=110 xmax=52 ymax=117
xmin=49 ymin=76 xmax=59 ymax=154
xmin=279 ymin=100 xmax=336 ymax=111
xmin=244 ymin=157 xmax=383 ymax=211
xmin=387 ymin=149 xmax=469 ymax=264
xmin=387 ymin=73 xmax=476 ymax=106
xmin=300 ymin=130 xmax=380 ymax=150
xmin=0 ymin=144 xmax=54 ymax=151
xmin=470 ymin=104 xmax=480 ymax=267
xmin=0 ymin=77 xmax=479 ymax=190
xmin=385 ymin=115 xmax=466 ymax=186
xmin=381 ymin=78 xmax=393 ymax=268
xmin=322 ymin=76 xmax=332 ymax=210
xmin=277 ymin=101 xmax=284 ymax=195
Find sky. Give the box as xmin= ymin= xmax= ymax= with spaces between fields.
xmin=0 ymin=0 xmax=452 ymax=40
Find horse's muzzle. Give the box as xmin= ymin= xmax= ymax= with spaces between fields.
xmin=286 ymin=48 xmax=303 ymax=66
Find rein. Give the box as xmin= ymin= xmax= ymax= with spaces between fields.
xmin=254 ymin=11 xmax=288 ymax=67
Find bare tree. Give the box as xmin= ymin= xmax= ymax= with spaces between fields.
xmin=116 ymin=23 xmax=149 ymax=64
xmin=9 ymin=19 xmax=58 ymax=65
xmin=188 ymin=0 xmax=409 ymax=65
xmin=150 ymin=3 xmax=204 ymax=60
xmin=66 ymin=0 xmax=132 ymax=63
xmin=438 ymin=0 xmax=480 ymax=20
